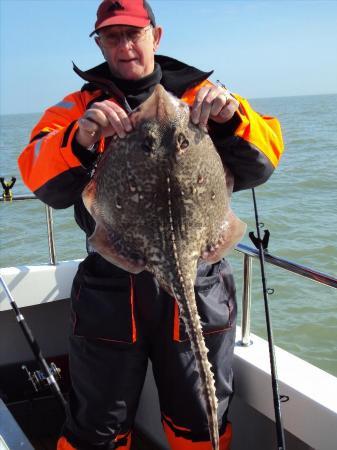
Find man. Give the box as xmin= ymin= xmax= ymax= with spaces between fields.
xmin=18 ymin=1 xmax=283 ymax=449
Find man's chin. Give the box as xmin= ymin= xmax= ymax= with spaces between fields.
xmin=109 ymin=61 xmax=152 ymax=81
xmin=121 ymin=71 xmax=145 ymax=81
xmin=116 ymin=64 xmax=144 ymax=80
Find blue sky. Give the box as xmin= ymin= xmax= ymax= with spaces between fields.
xmin=1 ymin=0 xmax=337 ymax=115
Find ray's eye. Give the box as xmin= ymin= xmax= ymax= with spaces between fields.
xmin=115 ymin=195 xmax=122 ymax=209
xmin=142 ymin=136 xmax=156 ymax=155
xmin=177 ymin=133 xmax=189 ymax=151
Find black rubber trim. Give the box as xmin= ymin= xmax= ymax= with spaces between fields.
xmin=29 ymin=130 xmax=50 ymax=144
xmin=61 ymin=121 xmax=77 ymax=148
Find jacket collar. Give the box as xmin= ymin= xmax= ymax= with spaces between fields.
xmin=155 ymin=54 xmax=213 ymax=97
xmin=73 ymin=54 xmax=213 ymax=99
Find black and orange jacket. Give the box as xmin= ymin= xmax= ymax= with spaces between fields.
xmin=18 ymin=55 xmax=283 ymax=237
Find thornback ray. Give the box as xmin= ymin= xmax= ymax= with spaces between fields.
xmin=82 ymin=84 xmax=246 ymax=450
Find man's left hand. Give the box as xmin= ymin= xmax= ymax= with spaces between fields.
xmin=190 ymin=85 xmax=239 ymax=128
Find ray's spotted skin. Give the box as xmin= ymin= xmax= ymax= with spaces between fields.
xmin=82 ymin=85 xmax=246 ymax=450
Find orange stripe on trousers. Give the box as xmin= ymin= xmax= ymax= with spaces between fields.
xmin=163 ymin=421 xmax=232 ymax=450
xmin=57 ymin=433 xmax=131 ymax=450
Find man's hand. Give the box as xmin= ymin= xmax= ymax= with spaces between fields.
xmin=190 ymin=85 xmax=239 ymax=129
xmin=75 ymin=100 xmax=133 ymax=149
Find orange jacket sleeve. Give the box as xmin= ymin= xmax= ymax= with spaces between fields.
xmin=182 ymin=81 xmax=284 ymax=191
xmin=18 ymin=90 xmax=101 ymax=208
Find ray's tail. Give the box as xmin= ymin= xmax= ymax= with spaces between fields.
xmin=172 ymin=276 xmax=219 ymax=450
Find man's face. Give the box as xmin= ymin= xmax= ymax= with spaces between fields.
xmin=96 ymin=25 xmax=162 ymax=80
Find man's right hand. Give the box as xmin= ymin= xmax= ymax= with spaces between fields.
xmin=75 ymin=100 xmax=133 ymax=148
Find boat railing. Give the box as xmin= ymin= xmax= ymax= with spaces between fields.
xmin=0 ymin=194 xmax=57 ymax=265
xmin=236 ymin=244 xmax=337 ymax=346
xmin=1 ymin=194 xmax=337 ymax=346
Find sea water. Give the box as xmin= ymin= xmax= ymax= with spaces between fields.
xmin=0 ymin=94 xmax=336 ymax=376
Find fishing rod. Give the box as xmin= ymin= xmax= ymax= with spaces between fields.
xmin=249 ymin=188 xmax=287 ymax=450
xmin=0 ymin=275 xmax=67 ymax=410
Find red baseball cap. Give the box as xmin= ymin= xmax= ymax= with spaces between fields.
xmin=90 ymin=0 xmax=156 ymax=36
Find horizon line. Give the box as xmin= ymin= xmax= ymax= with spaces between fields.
xmin=1 ymin=91 xmax=336 ymax=117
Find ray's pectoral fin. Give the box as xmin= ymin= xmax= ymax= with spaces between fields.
xmin=202 ymin=209 xmax=247 ymax=263
xmin=82 ymin=179 xmax=97 ymax=216
xmin=89 ymin=224 xmax=146 ymax=274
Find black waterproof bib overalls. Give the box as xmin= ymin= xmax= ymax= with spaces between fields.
xmin=65 ymin=252 xmax=236 ymax=449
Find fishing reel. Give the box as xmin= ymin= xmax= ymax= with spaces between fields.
xmin=22 ymin=363 xmax=62 ymax=394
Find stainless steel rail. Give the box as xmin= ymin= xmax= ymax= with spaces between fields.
xmin=236 ymin=243 xmax=337 ymax=346
xmin=2 ymin=195 xmax=337 ymax=346
xmin=0 ymin=194 xmax=36 ymax=201
xmin=1 ymin=194 xmax=56 ymax=265
xmin=240 ymin=254 xmax=253 ymax=346
xmin=236 ymin=243 xmax=337 ymax=289
xmin=45 ymin=205 xmax=57 ymax=265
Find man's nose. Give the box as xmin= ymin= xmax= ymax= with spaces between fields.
xmin=118 ymin=33 xmax=134 ymax=48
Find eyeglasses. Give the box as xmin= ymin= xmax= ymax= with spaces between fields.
xmin=97 ymin=25 xmax=153 ymax=48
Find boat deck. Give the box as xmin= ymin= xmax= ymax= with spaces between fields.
xmin=29 ymin=429 xmax=160 ymax=450
xmin=2 ymin=396 xmax=162 ymax=450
